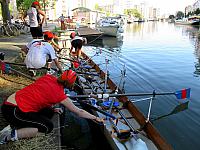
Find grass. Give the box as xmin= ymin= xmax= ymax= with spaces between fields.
xmin=0 ymin=131 xmax=63 ymax=150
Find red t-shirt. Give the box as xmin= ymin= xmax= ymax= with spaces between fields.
xmin=15 ymin=75 xmax=67 ymax=112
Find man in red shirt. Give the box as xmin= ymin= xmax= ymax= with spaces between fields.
xmin=0 ymin=70 xmax=103 ymax=144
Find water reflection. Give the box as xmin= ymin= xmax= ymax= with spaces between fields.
xmin=125 ymin=22 xmax=158 ymax=36
xmin=87 ymin=36 xmax=123 ymax=48
xmin=178 ymin=25 xmax=200 ymax=77
xmin=194 ymin=34 xmax=200 ymax=76
xmin=151 ymin=101 xmax=189 ymax=122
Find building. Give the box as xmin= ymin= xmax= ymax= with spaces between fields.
xmin=193 ymin=0 xmax=200 ymax=11
xmin=185 ymin=5 xmax=193 ymax=16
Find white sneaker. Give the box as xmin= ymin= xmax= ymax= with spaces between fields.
xmin=29 ymin=69 xmax=36 ymax=77
xmin=0 ymin=125 xmax=11 ymax=144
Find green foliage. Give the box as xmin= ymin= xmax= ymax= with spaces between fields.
xmin=16 ymin=0 xmax=35 ymax=11
xmin=176 ymin=11 xmax=184 ymax=19
xmin=16 ymin=0 xmax=49 ymax=12
xmin=194 ymin=8 xmax=200 ymax=15
xmin=169 ymin=15 xmax=175 ymax=19
xmin=186 ymin=11 xmax=193 ymax=17
xmin=124 ymin=9 xmax=142 ymax=19
xmin=106 ymin=12 xmax=110 ymax=17
xmin=94 ymin=3 xmax=103 ymax=11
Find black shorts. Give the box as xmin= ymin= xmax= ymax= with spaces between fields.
xmin=30 ymin=26 xmax=43 ymax=38
xmin=71 ymin=39 xmax=83 ymax=51
xmin=1 ymin=104 xmax=54 ymax=134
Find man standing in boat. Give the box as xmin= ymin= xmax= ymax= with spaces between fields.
xmin=0 ymin=69 xmax=103 ymax=144
xmin=70 ymin=32 xmax=87 ymax=59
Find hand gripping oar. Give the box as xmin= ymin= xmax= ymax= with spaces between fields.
xmin=68 ymin=88 xmax=191 ymax=100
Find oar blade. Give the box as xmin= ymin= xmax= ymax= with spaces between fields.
xmin=175 ymin=88 xmax=191 ymax=99
xmin=0 ymin=61 xmax=10 ymax=74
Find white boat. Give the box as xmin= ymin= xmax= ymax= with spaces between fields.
xmin=96 ymin=17 xmax=124 ymax=37
xmin=175 ymin=16 xmax=200 ymax=26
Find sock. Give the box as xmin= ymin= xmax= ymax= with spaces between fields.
xmin=11 ymin=129 xmax=18 ymax=141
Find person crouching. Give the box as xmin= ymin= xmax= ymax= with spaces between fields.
xmin=0 ymin=70 xmax=103 ymax=144
xmin=21 ymin=31 xmax=63 ymax=76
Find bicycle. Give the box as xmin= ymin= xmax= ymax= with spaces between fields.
xmin=14 ymin=21 xmax=30 ymax=33
xmin=0 ymin=20 xmax=20 ymax=36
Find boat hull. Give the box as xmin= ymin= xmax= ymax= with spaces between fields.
xmin=97 ymin=26 xmax=119 ymax=37
xmin=74 ymin=51 xmax=172 ymax=150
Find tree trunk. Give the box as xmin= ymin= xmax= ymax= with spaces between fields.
xmin=0 ymin=0 xmax=11 ymax=23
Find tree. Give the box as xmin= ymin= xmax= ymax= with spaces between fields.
xmin=176 ymin=11 xmax=184 ymax=19
xmin=124 ymin=8 xmax=142 ymax=19
xmin=194 ymin=8 xmax=200 ymax=15
xmin=169 ymin=15 xmax=175 ymax=19
xmin=95 ymin=3 xmax=103 ymax=12
xmin=0 ymin=0 xmax=11 ymax=23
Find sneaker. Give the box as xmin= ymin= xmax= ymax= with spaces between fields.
xmin=29 ymin=69 xmax=36 ymax=77
xmin=0 ymin=125 xmax=11 ymax=144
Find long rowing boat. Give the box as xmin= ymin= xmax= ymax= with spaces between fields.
xmin=68 ymin=51 xmax=173 ymax=150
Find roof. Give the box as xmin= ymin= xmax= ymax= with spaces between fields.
xmin=71 ymin=7 xmax=91 ymax=12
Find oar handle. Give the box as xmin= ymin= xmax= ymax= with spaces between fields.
xmin=78 ymin=100 xmax=116 ymax=119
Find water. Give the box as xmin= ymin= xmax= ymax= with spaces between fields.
xmin=84 ymin=22 xmax=200 ymax=150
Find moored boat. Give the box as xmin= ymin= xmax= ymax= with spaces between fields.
xmin=175 ymin=16 xmax=200 ymax=26
xmin=96 ymin=17 xmax=124 ymax=37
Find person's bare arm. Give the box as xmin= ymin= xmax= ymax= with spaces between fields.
xmin=70 ymin=45 xmax=73 ymax=53
xmin=38 ymin=9 xmax=46 ymax=25
xmin=53 ymin=58 xmax=63 ymax=73
xmin=60 ymin=98 xmax=103 ymax=122
xmin=51 ymin=41 xmax=61 ymax=52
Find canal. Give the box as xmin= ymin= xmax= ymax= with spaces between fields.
xmin=85 ymin=22 xmax=200 ymax=150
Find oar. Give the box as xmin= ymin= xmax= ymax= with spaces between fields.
xmin=0 ymin=60 xmax=36 ymax=81
xmin=68 ymin=88 xmax=191 ymax=100
xmin=77 ymin=100 xmax=116 ymax=119
xmin=58 ymin=56 xmax=79 ymax=63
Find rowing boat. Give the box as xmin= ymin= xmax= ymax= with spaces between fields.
xmin=68 ymin=51 xmax=173 ymax=150
xmin=1 ymin=47 xmax=188 ymax=150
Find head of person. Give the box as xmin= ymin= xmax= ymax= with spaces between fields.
xmin=57 ymin=70 xmax=77 ymax=89
xmin=31 ymin=1 xmax=41 ymax=9
xmin=43 ymin=31 xmax=54 ymax=41
xmin=70 ymin=32 xmax=76 ymax=39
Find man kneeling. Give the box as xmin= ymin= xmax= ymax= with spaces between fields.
xmin=21 ymin=31 xmax=63 ymax=76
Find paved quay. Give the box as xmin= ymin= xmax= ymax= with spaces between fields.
xmin=0 ymin=22 xmax=58 ymax=61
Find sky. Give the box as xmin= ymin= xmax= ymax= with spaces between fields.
xmin=145 ymin=0 xmax=197 ymax=14
xmin=98 ymin=0 xmax=197 ymax=14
